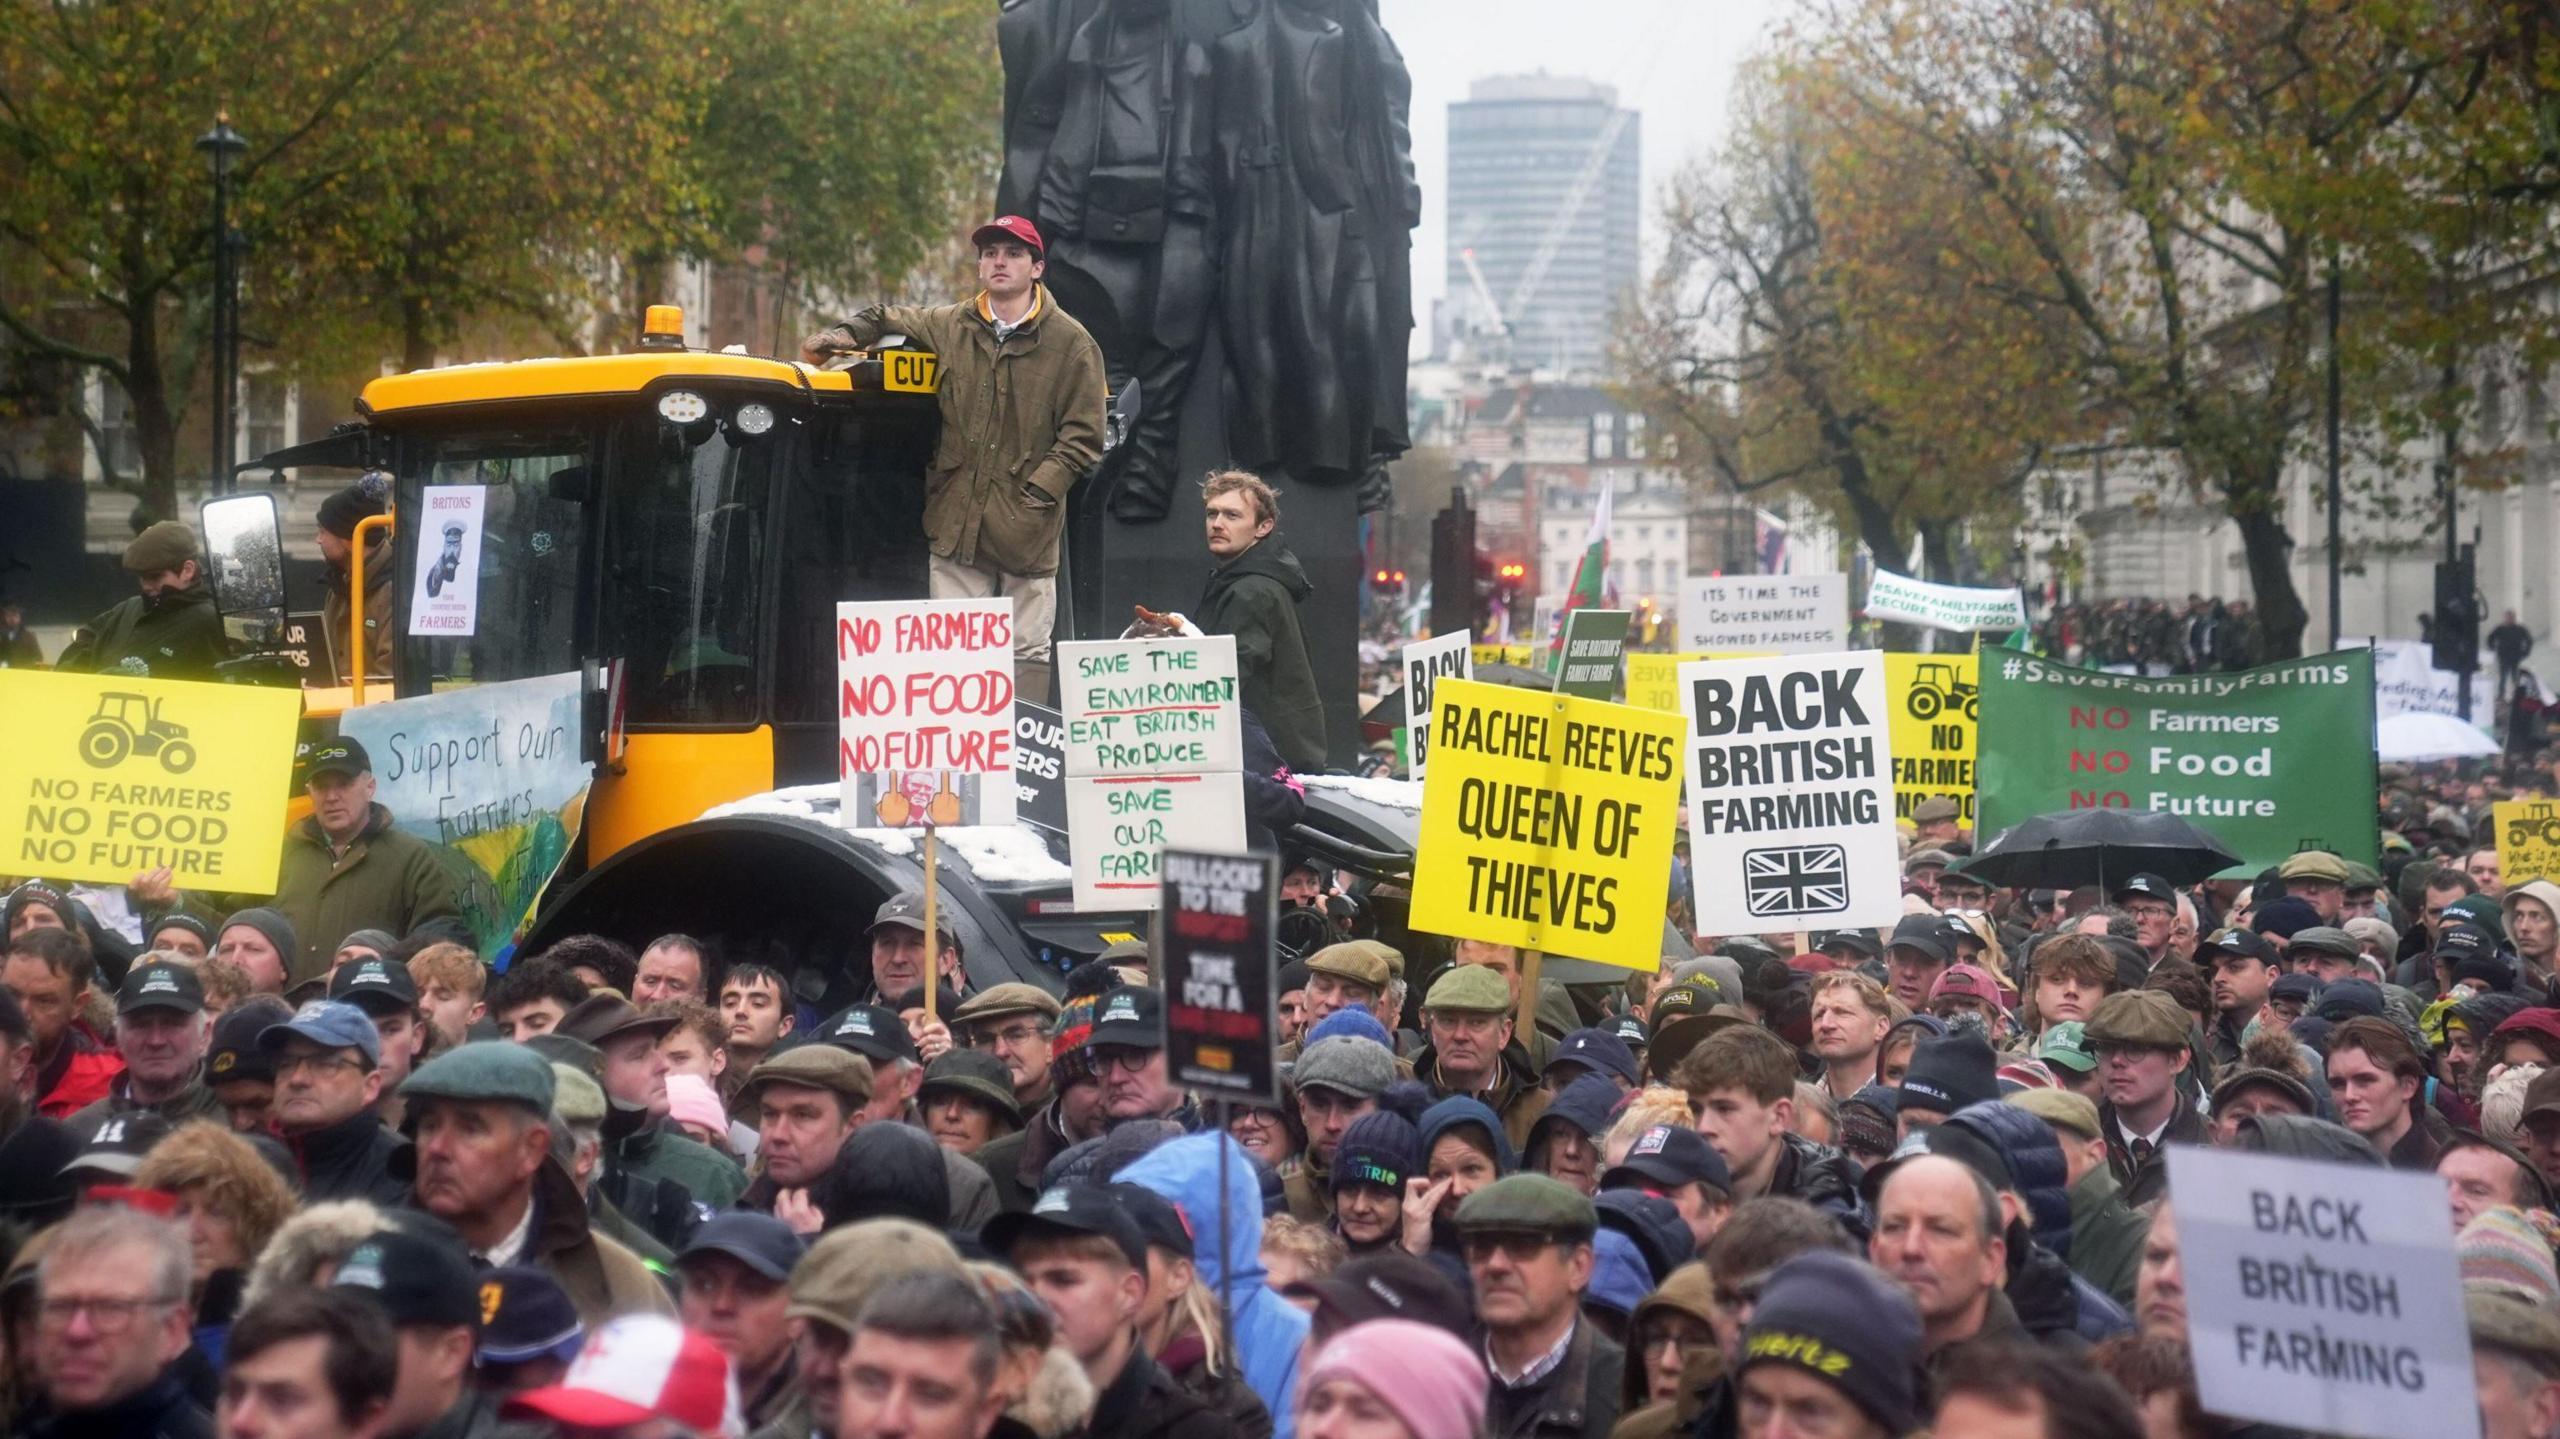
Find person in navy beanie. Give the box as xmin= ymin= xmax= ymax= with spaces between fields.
xmin=1735 ymin=1250 xmax=1925 ymax=1438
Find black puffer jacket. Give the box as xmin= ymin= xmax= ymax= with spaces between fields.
xmin=1945 ymin=1100 xmax=2072 ymax=1258
xmin=1768 ymin=1132 xmax=1866 ymax=1237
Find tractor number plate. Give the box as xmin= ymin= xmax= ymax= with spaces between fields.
xmin=883 ymin=351 xmax=940 ymax=393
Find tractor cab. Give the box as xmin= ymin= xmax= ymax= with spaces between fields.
xmin=223 ymin=306 xmax=947 ymax=860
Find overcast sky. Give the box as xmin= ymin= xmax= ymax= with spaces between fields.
xmin=1379 ymin=0 xmax=1788 ymax=334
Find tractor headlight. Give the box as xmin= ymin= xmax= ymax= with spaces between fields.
xmin=656 ymin=390 xmax=710 ymax=425
xmin=733 ymin=402 xmax=776 ymax=436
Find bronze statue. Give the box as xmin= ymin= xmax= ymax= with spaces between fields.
xmin=996 ymin=0 xmax=1416 ymax=518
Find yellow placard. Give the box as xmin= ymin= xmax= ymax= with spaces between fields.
xmin=1411 ymin=678 xmax=1685 ymax=971
xmin=1469 ymin=643 xmax=1536 ymax=669
xmin=1885 ymin=653 xmax=1979 ymax=829
xmin=1625 ymin=652 xmax=1705 ymax=713
xmin=2497 ymin=799 xmax=2560 ymax=886
xmin=0 ymin=671 xmax=303 ymax=894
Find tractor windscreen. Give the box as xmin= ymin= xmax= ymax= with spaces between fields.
xmin=400 ymin=427 xmax=594 ymax=692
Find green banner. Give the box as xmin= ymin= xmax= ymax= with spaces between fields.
xmin=1976 ymin=651 xmax=2377 ymax=871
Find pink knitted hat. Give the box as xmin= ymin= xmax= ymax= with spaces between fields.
xmin=664 ymin=1072 xmax=729 ymax=1140
xmin=1301 ymin=1319 xmax=1487 ymax=1439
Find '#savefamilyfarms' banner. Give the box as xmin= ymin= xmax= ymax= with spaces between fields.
xmin=1976 ymin=652 xmax=2378 ymax=871
xmin=1864 ymin=571 xmax=2028 ymax=633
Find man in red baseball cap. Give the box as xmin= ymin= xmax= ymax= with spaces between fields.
xmin=801 ymin=216 xmax=1107 ymax=704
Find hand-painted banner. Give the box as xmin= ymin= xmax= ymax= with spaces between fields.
xmin=1058 ymin=636 xmax=1242 ymax=910
xmin=838 ymin=599 xmax=1017 ymax=828
xmin=1678 ymin=575 xmax=1848 ymax=654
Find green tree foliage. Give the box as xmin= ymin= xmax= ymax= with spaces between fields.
xmin=1790 ymin=0 xmax=2556 ymax=658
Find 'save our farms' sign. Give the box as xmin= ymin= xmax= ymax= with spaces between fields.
xmin=1058 ymin=636 xmax=1244 ymax=910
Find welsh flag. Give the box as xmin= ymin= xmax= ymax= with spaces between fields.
xmin=1550 ymin=481 xmax=1614 ymax=668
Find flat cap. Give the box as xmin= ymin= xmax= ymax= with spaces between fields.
xmin=916 ymin=1050 xmax=1021 ymax=1125
xmin=1305 ymin=942 xmax=1392 ymax=990
xmin=121 ymin=520 xmax=200 ymax=573
xmin=2007 ymin=1087 xmax=2101 ymax=1141
xmin=2287 ymin=926 xmax=2362 ymax=959
xmin=1454 ymin=1173 xmax=1597 ymax=1238
xmin=549 ymin=1063 xmax=606 ymax=1127
xmin=557 ymin=993 xmax=678 ymax=1049
xmin=787 ymin=1220 xmax=965 ymax=1336
xmin=1423 ymin=964 xmax=1511 ymax=1014
xmin=1903 ymin=848 xmax=1956 ymax=874
xmin=2469 ymin=1291 xmax=2560 ymax=1366
xmin=1911 ymin=796 xmax=1961 ymax=824
xmin=2211 ymin=1065 xmax=2317 ymax=1118
xmin=2085 ymin=988 xmax=2190 ymax=1051
xmin=952 ymin=983 xmax=1062 ymax=1026
xmin=1292 ymin=1035 xmax=1397 ymax=1100
xmin=402 ymin=1040 xmax=557 ymax=1114
xmin=743 ymin=1043 xmax=874 ymax=1105
xmin=2277 ymin=850 xmax=2350 ymax=884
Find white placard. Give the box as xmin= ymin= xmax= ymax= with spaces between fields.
xmin=1400 ymin=631 xmax=1472 ymax=778
xmin=1066 ymin=772 xmax=1246 ymax=911
xmin=1677 ymin=574 xmax=1849 ymax=654
xmin=1679 ymin=650 xmax=1899 ymax=935
xmin=408 ymin=485 xmax=486 ymax=637
xmin=1862 ymin=570 xmax=2028 ymax=633
xmin=1056 ymin=636 xmax=1241 ymax=777
xmin=2363 ymin=638 xmax=2492 ymax=720
xmin=836 ymin=598 xmax=1017 ymax=828
xmin=2167 ymin=1147 xmax=2475 ymax=1439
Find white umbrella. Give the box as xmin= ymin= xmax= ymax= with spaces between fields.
xmin=2376 ymin=711 xmax=2501 ymax=763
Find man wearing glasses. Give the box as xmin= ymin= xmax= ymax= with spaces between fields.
xmin=951 ymin=983 xmax=1062 ymax=1117
xmin=30 ymin=1207 xmax=207 ymax=1436
xmin=1086 ymin=986 xmax=1193 ymax=1128
xmin=258 ymin=998 xmax=407 ymax=1206
xmin=1455 ymin=1173 xmax=1624 ymax=1438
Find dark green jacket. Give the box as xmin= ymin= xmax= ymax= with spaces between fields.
xmin=65 ymin=1069 xmax=227 ymax=1140
xmin=272 ymin=803 xmax=464 ymax=983
xmin=1199 ymin=536 xmax=1326 ymax=772
xmin=839 ymin=283 xmax=1107 ymax=577
xmin=2065 ymin=1163 xmax=2151 ymax=1309
xmin=610 ymin=1109 xmax=747 ymax=1211
xmin=55 ymin=584 xmax=226 ymax=680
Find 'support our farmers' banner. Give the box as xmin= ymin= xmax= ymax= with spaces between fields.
xmin=0 ymin=670 xmax=302 ymax=893
xmin=1975 ymin=651 xmax=2379 ymax=870
xmin=1863 ymin=570 xmax=2029 ymax=633
xmin=838 ymin=599 xmax=1017 ymax=828
xmin=1412 ymin=678 xmax=1684 ymax=970
xmin=335 ymin=671 xmax=590 ymax=958
xmin=1884 ymin=653 xmax=1979 ymax=828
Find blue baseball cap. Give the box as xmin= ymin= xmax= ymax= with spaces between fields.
xmin=257 ymin=999 xmax=381 ymax=1068
xmin=1550 ymin=1028 xmax=1639 ymax=1088
xmin=474 ymin=1266 xmax=584 ymax=1366
xmin=677 ymin=1212 xmax=806 ymax=1283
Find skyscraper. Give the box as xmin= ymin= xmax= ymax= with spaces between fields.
xmin=1446 ymin=74 xmax=1641 ymax=378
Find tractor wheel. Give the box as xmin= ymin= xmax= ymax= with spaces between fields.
xmin=1907 ymin=689 xmax=1942 ymax=721
xmin=2542 ymin=818 xmax=2560 ymax=847
xmin=1963 ymin=695 xmax=1981 ymax=722
xmin=158 ymin=741 xmax=197 ymax=775
xmin=80 ymin=722 xmax=131 ymax=769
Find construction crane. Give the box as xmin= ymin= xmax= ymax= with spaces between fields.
xmin=1458 ymin=246 xmax=1512 ymax=367
xmin=1508 ymin=106 xmax=1633 ymax=326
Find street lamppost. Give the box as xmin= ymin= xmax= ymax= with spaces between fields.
xmin=195 ymin=115 xmax=247 ymax=497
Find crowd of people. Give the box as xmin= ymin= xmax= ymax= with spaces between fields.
xmin=2028 ymin=597 xmax=2263 ymax=675
xmin=0 ymin=731 xmax=2556 ymax=1439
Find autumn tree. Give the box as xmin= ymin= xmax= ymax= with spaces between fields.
xmin=1613 ymin=61 xmax=2081 ymax=590
xmin=0 ymin=0 xmax=429 ymax=522
xmin=1799 ymin=0 xmax=2547 ymax=658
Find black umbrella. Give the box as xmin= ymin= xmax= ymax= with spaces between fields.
xmin=1962 ymin=808 xmax=2242 ymax=890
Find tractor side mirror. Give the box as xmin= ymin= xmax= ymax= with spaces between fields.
xmin=200 ymin=492 xmax=287 ymax=649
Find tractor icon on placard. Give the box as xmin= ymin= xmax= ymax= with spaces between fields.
xmin=1904 ymin=661 xmax=1979 ymax=721
xmin=2509 ymin=803 xmax=2560 ymax=850
xmin=80 ymin=692 xmax=196 ymax=774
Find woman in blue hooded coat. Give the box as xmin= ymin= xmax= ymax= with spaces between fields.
xmin=1118 ymin=1131 xmax=1313 ymax=1439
